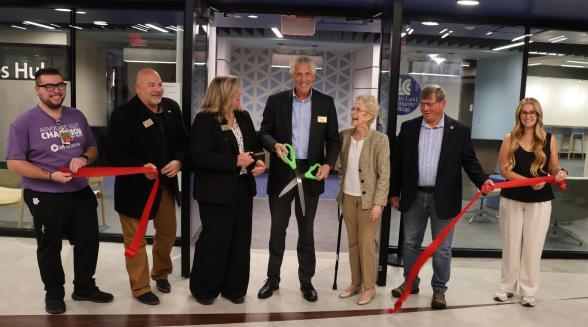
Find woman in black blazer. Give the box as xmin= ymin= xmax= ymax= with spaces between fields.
xmin=189 ymin=75 xmax=265 ymax=305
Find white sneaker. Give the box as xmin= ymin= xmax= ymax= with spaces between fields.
xmin=494 ymin=290 xmax=514 ymax=302
xmin=521 ymin=296 xmax=536 ymax=307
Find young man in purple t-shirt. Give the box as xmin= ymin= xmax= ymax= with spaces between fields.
xmin=5 ymin=68 xmax=113 ymax=314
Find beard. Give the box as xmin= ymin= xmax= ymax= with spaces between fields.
xmin=41 ymin=96 xmax=64 ymax=110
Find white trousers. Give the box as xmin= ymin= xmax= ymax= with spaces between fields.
xmin=498 ymin=197 xmax=551 ymax=297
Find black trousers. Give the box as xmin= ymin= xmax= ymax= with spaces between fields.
xmin=267 ymin=179 xmax=320 ymax=285
xmin=23 ymin=186 xmax=99 ymax=300
xmin=190 ymin=175 xmax=253 ymax=299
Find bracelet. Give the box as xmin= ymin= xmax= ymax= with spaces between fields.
xmin=80 ymin=154 xmax=89 ymax=162
xmin=49 ymin=171 xmax=52 ymax=181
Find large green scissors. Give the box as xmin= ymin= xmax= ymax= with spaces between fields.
xmin=278 ymin=143 xmax=321 ymax=216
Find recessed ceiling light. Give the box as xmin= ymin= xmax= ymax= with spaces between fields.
xmin=439 ymin=29 xmax=448 ymax=34
xmin=11 ymin=25 xmax=27 ymax=30
xmin=76 ymin=11 xmax=87 ymax=14
xmin=23 ymin=21 xmax=55 ymax=30
xmin=145 ymin=23 xmax=169 ymax=33
xmin=131 ymin=25 xmax=149 ymax=32
xmin=68 ymin=25 xmax=83 ymax=30
xmin=567 ymin=60 xmax=588 ymax=65
xmin=93 ymin=21 xmax=108 ymax=26
xmin=234 ymin=15 xmax=242 ymax=18
xmin=512 ymin=34 xmax=533 ymax=42
xmin=248 ymin=15 xmax=258 ymax=19
xmin=561 ymin=64 xmax=584 ymax=68
xmin=457 ymin=0 xmax=480 ymax=6
xmin=486 ymin=31 xmax=493 ymax=35
xmin=271 ymin=27 xmax=283 ymax=38
xmin=54 ymin=8 xmax=71 ymax=12
xmin=492 ymin=41 xmax=532 ymax=51
xmin=441 ymin=32 xmax=450 ymax=39
xmin=528 ymin=63 xmax=542 ymax=66
xmin=422 ymin=21 xmax=439 ymax=26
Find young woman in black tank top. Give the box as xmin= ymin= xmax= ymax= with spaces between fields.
xmin=494 ymin=98 xmax=567 ymax=307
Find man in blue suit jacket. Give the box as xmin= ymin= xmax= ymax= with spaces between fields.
xmin=390 ymin=84 xmax=493 ymax=309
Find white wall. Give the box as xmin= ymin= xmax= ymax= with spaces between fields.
xmin=352 ymin=45 xmax=380 ymax=128
xmin=75 ymin=35 xmax=109 ymax=127
xmin=0 ymin=30 xmax=67 ymax=45
xmin=471 ymin=54 xmax=522 ymax=140
xmin=216 ymin=38 xmax=232 ymax=76
xmin=526 ymin=76 xmax=588 ymax=128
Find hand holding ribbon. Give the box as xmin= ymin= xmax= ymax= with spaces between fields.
xmin=388 ymin=175 xmax=566 ymax=314
xmin=60 ymin=166 xmax=159 ymax=258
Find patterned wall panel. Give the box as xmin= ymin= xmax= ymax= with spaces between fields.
xmin=231 ymin=48 xmax=354 ymax=130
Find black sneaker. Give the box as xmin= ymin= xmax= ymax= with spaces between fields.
xmin=45 ymin=298 xmax=66 ymax=314
xmin=155 ymin=279 xmax=171 ymax=293
xmin=72 ymin=288 xmax=114 ymax=303
xmin=136 ymin=291 xmax=160 ymax=305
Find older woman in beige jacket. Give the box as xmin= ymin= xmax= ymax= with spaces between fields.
xmin=336 ymin=95 xmax=390 ymax=305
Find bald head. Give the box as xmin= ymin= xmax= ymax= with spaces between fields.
xmin=135 ymin=68 xmax=163 ymax=112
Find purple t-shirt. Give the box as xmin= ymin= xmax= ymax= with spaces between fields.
xmin=5 ymin=105 xmax=97 ymax=193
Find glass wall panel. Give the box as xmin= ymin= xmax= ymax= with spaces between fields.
xmin=391 ymin=21 xmax=525 ymax=250
xmin=0 ymin=8 xmax=71 ymax=230
xmin=75 ymin=9 xmax=183 ymax=237
xmin=526 ymin=29 xmax=588 ymax=252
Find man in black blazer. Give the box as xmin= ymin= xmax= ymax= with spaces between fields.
xmin=107 ymin=68 xmax=190 ymax=305
xmin=390 ymin=84 xmax=493 ymax=309
xmin=258 ymin=56 xmax=340 ymax=302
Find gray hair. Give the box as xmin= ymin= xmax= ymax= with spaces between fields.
xmin=289 ymin=55 xmax=317 ymax=74
xmin=355 ymin=95 xmax=379 ymax=124
xmin=420 ymin=84 xmax=446 ymax=102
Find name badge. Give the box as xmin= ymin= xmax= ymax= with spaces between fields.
xmin=220 ymin=124 xmax=231 ymax=131
xmin=317 ymin=116 xmax=327 ymax=123
xmin=143 ymin=119 xmax=154 ymax=128
xmin=59 ymin=130 xmax=73 ymax=145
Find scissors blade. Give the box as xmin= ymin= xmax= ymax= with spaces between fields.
xmin=297 ymin=179 xmax=305 ymax=217
xmin=279 ymin=177 xmax=299 ymax=197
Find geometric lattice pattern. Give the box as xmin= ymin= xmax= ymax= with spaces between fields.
xmin=231 ymin=48 xmax=354 ymax=130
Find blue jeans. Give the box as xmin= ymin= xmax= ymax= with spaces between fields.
xmin=402 ymin=191 xmax=454 ymax=290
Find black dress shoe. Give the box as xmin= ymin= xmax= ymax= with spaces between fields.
xmin=300 ymin=283 xmax=318 ymax=302
xmin=258 ymin=278 xmax=279 ymax=299
xmin=45 ymin=298 xmax=66 ymax=314
xmin=136 ymin=291 xmax=160 ymax=305
xmin=72 ymin=288 xmax=114 ymax=303
xmin=195 ymin=297 xmax=215 ymax=305
xmin=155 ymin=279 xmax=171 ymax=293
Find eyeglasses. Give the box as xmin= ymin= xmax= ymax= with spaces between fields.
xmin=37 ymin=83 xmax=67 ymax=92
xmin=350 ymin=106 xmax=368 ymax=113
xmin=520 ymin=111 xmax=538 ymax=117
xmin=419 ymin=100 xmax=442 ymax=108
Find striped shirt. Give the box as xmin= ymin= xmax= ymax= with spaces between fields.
xmin=418 ymin=115 xmax=445 ymax=187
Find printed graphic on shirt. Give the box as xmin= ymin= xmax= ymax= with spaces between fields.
xmin=39 ymin=122 xmax=84 ymax=153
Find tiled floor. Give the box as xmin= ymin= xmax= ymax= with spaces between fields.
xmin=1 ymin=236 xmax=587 ymax=326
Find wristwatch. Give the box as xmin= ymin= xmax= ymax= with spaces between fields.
xmin=80 ymin=154 xmax=90 ymax=162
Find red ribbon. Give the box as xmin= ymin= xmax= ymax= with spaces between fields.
xmin=388 ymin=175 xmax=566 ymax=314
xmin=60 ymin=167 xmax=159 ymax=258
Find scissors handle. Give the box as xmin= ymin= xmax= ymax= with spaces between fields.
xmin=304 ymin=163 xmax=322 ymax=180
xmin=283 ymin=143 xmax=297 ymax=170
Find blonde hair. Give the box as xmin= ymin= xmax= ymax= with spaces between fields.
xmin=505 ymin=97 xmax=547 ymax=176
xmin=355 ymin=95 xmax=380 ymax=124
xmin=200 ymin=75 xmax=241 ymax=122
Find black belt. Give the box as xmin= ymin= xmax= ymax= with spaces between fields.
xmin=417 ymin=186 xmax=435 ymax=193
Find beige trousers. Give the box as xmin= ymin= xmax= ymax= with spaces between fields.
xmin=498 ymin=197 xmax=551 ymax=297
xmin=120 ymin=188 xmax=177 ymax=297
xmin=342 ymin=194 xmax=381 ymax=289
